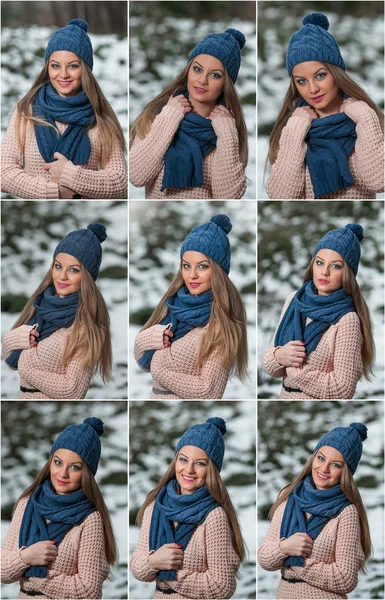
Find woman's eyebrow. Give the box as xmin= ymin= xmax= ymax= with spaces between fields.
xmin=180 ymin=452 xmax=207 ymax=461
xmin=318 ymin=451 xmax=343 ymax=463
xmin=193 ymin=60 xmax=224 ymax=73
xmin=50 ymin=59 xmax=80 ymax=65
xmin=294 ymin=67 xmax=326 ymax=78
xmin=54 ymin=259 xmax=81 ymax=267
xmin=54 ymin=454 xmax=83 ymax=465
xmin=316 ymin=255 xmax=343 ymax=264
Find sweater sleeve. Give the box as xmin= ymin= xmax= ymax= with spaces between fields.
xmin=130 ymin=503 xmax=159 ymax=582
xmin=59 ymin=142 xmax=127 ymax=199
xmin=266 ymin=116 xmax=312 ymax=199
xmin=167 ymin=508 xmax=240 ymax=599
xmin=289 ymin=505 xmax=364 ymax=595
xmin=1 ymin=109 xmax=59 ymax=199
xmin=17 ymin=340 xmax=91 ymax=399
xmin=25 ymin=512 xmax=109 ymax=599
xmin=129 ymin=105 xmax=184 ymax=187
xmin=344 ymin=101 xmax=384 ymax=193
xmin=285 ymin=312 xmax=363 ymax=399
xmin=2 ymin=325 xmax=35 ymax=366
xmin=150 ymin=333 xmax=229 ymax=399
xmin=261 ymin=293 xmax=296 ymax=378
xmin=210 ymin=117 xmax=246 ymax=199
xmin=1 ymin=498 xmax=30 ymax=583
xmin=134 ymin=325 xmax=169 ymax=372
xmin=258 ymin=501 xmax=288 ymax=571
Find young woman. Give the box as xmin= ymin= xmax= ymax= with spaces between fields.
xmin=258 ymin=422 xmax=370 ymax=599
xmin=266 ymin=12 xmax=384 ymax=199
xmin=130 ymin=29 xmax=248 ymax=199
xmin=2 ymin=223 xmax=112 ymax=399
xmin=1 ymin=19 xmax=127 ymax=199
xmin=130 ymin=416 xmax=246 ymax=599
xmin=1 ymin=416 xmax=117 ymax=599
xmin=134 ymin=214 xmax=248 ymax=399
xmin=262 ymin=223 xmax=374 ymax=399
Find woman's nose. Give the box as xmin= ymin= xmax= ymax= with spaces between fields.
xmin=60 ymin=68 xmax=70 ymax=79
xmin=191 ymin=268 xmax=199 ymax=279
xmin=309 ymin=80 xmax=321 ymax=95
xmin=198 ymin=72 xmax=208 ymax=85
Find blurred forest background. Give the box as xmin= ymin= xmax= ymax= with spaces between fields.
xmin=1 ymin=400 xmax=128 ymax=600
xmin=1 ymin=0 xmax=127 ymax=199
xmin=258 ymin=400 xmax=384 ymax=599
xmin=129 ymin=200 xmax=256 ymax=399
xmin=258 ymin=201 xmax=384 ymax=399
xmin=129 ymin=400 xmax=256 ymax=599
xmin=1 ymin=200 xmax=127 ymax=399
xmin=258 ymin=0 xmax=384 ymax=198
xmin=129 ymin=0 xmax=256 ymax=199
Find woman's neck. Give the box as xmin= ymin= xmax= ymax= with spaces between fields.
xmin=314 ymin=95 xmax=344 ymax=118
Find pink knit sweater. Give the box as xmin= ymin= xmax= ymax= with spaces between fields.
xmin=129 ymin=105 xmax=246 ymax=199
xmin=2 ymin=324 xmax=92 ymax=399
xmin=130 ymin=501 xmax=240 ymax=599
xmin=1 ymin=495 xmax=109 ymax=599
xmin=261 ymin=292 xmax=363 ymax=399
xmin=1 ymin=108 xmax=127 ymax=199
xmin=134 ymin=324 xmax=229 ymax=399
xmin=258 ymin=500 xmax=365 ymax=599
xmin=266 ymin=101 xmax=384 ymax=199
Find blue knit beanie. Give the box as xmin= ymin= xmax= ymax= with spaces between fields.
xmin=180 ymin=214 xmax=232 ymax=274
xmin=53 ymin=223 xmax=107 ymax=280
xmin=312 ymin=223 xmax=363 ymax=276
xmin=314 ymin=422 xmax=367 ymax=475
xmin=187 ymin=29 xmax=245 ymax=83
xmin=50 ymin=417 xmax=104 ymax=475
xmin=175 ymin=417 xmax=227 ymax=472
xmin=45 ymin=18 xmax=94 ymax=70
xmin=286 ymin=13 xmax=345 ymax=76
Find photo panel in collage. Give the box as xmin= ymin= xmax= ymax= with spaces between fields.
xmin=130 ymin=200 xmax=256 ymax=400
xmin=258 ymin=1 xmax=384 ymax=199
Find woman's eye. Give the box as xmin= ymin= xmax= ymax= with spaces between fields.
xmin=211 ymin=73 xmax=221 ymax=79
xmin=331 ymin=264 xmax=342 ymax=269
xmin=316 ymin=260 xmax=323 ymax=266
xmin=54 ymin=263 xmax=61 ymax=269
xmin=317 ymin=455 xmax=324 ymax=461
xmin=198 ymin=264 xmax=209 ymax=270
xmin=182 ymin=264 xmax=189 ymax=269
xmin=316 ymin=72 xmax=326 ymax=79
xmin=193 ymin=66 xmax=201 ymax=72
xmin=297 ymin=79 xmax=306 ymax=85
xmin=54 ymin=460 xmax=62 ymax=466
xmin=196 ymin=462 xmax=206 ymax=467
xmin=70 ymin=268 xmax=80 ymax=273
xmin=69 ymin=64 xmax=79 ymax=69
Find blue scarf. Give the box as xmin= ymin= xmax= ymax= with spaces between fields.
xmin=275 ymin=280 xmax=356 ymax=355
xmin=6 ymin=286 xmax=79 ymax=370
xmin=149 ymin=479 xmax=219 ymax=580
xmin=33 ymin=83 xmax=96 ymax=164
xmin=298 ymin=97 xmax=357 ymax=198
xmin=137 ymin=286 xmax=212 ymax=371
xmin=161 ymin=89 xmax=226 ymax=191
xmin=19 ymin=479 xmax=95 ymax=577
xmin=280 ymin=474 xmax=350 ymax=566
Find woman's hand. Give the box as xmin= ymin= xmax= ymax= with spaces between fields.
xmin=274 ymin=341 xmax=306 ymax=368
xmin=148 ymin=543 xmax=183 ymax=570
xmin=59 ymin=185 xmax=76 ymax=199
xmin=166 ymin=94 xmax=192 ymax=116
xmin=280 ymin=533 xmax=313 ymax=558
xmin=29 ymin=328 xmax=39 ymax=348
xmin=292 ymin=107 xmax=317 ymax=123
xmin=339 ymin=97 xmax=361 ymax=121
xmin=207 ymin=105 xmax=234 ymax=121
xmin=20 ymin=541 xmax=58 ymax=566
xmin=163 ymin=325 xmax=174 ymax=348
xmin=43 ymin=152 xmax=69 ymax=183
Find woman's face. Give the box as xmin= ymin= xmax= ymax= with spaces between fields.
xmin=52 ymin=252 xmax=82 ymax=297
xmin=312 ymin=249 xmax=344 ymax=296
xmin=181 ymin=251 xmax=212 ymax=295
xmin=48 ymin=51 xmax=82 ymax=97
xmin=50 ymin=448 xmax=84 ymax=495
xmin=175 ymin=445 xmax=208 ymax=495
xmin=292 ymin=61 xmax=341 ymax=117
xmin=312 ymin=445 xmax=344 ymax=490
xmin=187 ymin=54 xmax=225 ymax=105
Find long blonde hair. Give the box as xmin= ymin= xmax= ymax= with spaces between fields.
xmin=136 ymin=452 xmax=246 ymax=563
xmin=129 ymin=59 xmax=248 ymax=167
xmin=268 ymin=452 xmax=372 ymax=565
xmin=15 ymin=58 xmax=125 ymax=168
xmin=141 ymin=258 xmax=248 ymax=380
xmin=267 ymin=63 xmax=384 ymax=167
xmin=12 ymin=261 xmax=112 ymax=383
xmin=16 ymin=456 xmax=118 ymax=565
xmin=303 ymin=256 xmax=375 ymax=380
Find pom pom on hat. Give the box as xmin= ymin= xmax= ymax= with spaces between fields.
xmin=345 ymin=223 xmax=364 ymax=242
xmin=349 ymin=422 xmax=367 ymax=441
xmin=225 ymin=28 xmax=246 ymax=50
xmin=303 ymin=13 xmax=329 ymax=30
xmin=68 ymin=18 xmax=88 ymax=31
xmin=206 ymin=417 xmax=227 ymax=436
xmin=87 ymin=223 xmax=107 ymax=243
xmin=83 ymin=417 xmax=104 ymax=437
xmin=210 ymin=214 xmax=232 ymax=234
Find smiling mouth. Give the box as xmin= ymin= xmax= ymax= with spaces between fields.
xmin=58 ymin=81 xmax=73 ymax=86
xmin=181 ymin=475 xmax=196 ymax=482
xmin=316 ymin=472 xmax=330 ymax=480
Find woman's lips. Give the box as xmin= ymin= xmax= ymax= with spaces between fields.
xmin=58 ymin=81 xmax=73 ymax=87
xmin=311 ymin=94 xmax=325 ymax=103
xmin=56 ymin=479 xmax=69 ymax=486
xmin=316 ymin=472 xmax=330 ymax=481
xmin=181 ymin=475 xmax=196 ymax=482
xmin=194 ymin=87 xmax=208 ymax=94
xmin=57 ymin=282 xmax=70 ymax=288
xmin=318 ymin=279 xmax=329 ymax=284
xmin=189 ymin=282 xmax=201 ymax=288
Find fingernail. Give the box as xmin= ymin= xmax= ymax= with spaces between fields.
xmin=52 ymin=540 xmax=56 ymax=543
xmin=308 ymin=535 xmax=312 ymax=539
xmin=177 ymin=544 xmax=182 ymax=548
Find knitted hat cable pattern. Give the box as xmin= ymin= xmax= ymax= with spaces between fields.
xmin=53 ymin=222 xmax=107 ymax=280
xmin=312 ymin=223 xmax=364 ymax=276
xmin=180 ymin=214 xmax=232 ymax=274
xmin=187 ymin=28 xmax=245 ymax=83
xmin=45 ymin=18 xmax=94 ymax=70
xmin=314 ymin=422 xmax=367 ymax=474
xmin=175 ymin=417 xmax=227 ymax=472
xmin=286 ymin=13 xmax=345 ymax=76
xmin=50 ymin=417 xmax=104 ymax=475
